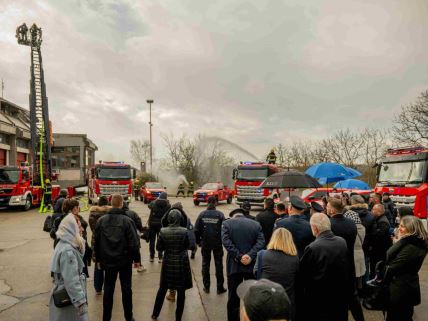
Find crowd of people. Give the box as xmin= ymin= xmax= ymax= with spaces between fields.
xmin=46 ymin=189 xmax=428 ymax=321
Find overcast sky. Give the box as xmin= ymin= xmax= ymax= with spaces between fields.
xmin=1 ymin=0 xmax=428 ymax=164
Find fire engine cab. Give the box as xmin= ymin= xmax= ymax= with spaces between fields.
xmin=375 ymin=146 xmax=428 ymax=229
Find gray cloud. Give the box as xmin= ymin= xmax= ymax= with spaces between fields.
xmin=1 ymin=0 xmax=428 ymax=165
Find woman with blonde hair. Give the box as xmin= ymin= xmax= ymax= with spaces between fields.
xmin=384 ymin=216 xmax=428 ymax=321
xmin=49 ymin=213 xmax=89 ymax=321
xmin=253 ymin=227 xmax=299 ymax=320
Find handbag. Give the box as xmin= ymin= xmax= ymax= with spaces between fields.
xmin=255 ymin=250 xmax=265 ymax=280
xmin=43 ymin=215 xmax=53 ymax=232
xmin=52 ymin=287 xmax=72 ymax=308
xmin=363 ymin=264 xmax=390 ymax=311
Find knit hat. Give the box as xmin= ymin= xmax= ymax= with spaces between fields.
xmin=159 ymin=192 xmax=168 ymax=200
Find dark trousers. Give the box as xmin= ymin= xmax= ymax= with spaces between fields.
xmin=103 ymin=265 xmax=133 ymax=321
xmin=149 ymin=228 xmax=162 ymax=259
xmin=386 ymin=305 xmax=413 ymax=321
xmin=176 ymin=191 xmax=185 ymax=197
xmin=152 ymin=286 xmax=186 ymax=321
xmin=227 ymin=272 xmax=254 ymax=321
xmin=201 ymin=247 xmax=224 ymax=290
xmin=94 ymin=264 xmax=104 ymax=292
xmin=349 ymin=291 xmax=365 ymax=321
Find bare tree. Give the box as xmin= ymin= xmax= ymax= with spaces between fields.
xmin=321 ymin=129 xmax=364 ymax=167
xmin=393 ymin=89 xmax=428 ymax=146
xmin=130 ymin=139 xmax=150 ymax=167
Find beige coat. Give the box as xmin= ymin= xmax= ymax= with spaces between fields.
xmin=354 ymin=223 xmax=366 ymax=277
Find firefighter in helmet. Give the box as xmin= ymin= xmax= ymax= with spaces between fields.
xmin=187 ymin=181 xmax=194 ymax=197
xmin=42 ymin=178 xmax=53 ymax=212
xmin=266 ymin=148 xmax=277 ymax=164
xmin=176 ymin=183 xmax=185 ymax=197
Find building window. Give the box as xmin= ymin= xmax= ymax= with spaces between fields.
xmin=0 ymin=133 xmax=9 ymax=145
xmin=16 ymin=139 xmax=29 ymax=149
xmin=51 ymin=146 xmax=81 ymax=169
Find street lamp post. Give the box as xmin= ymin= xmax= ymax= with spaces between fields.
xmin=146 ymin=99 xmax=154 ymax=174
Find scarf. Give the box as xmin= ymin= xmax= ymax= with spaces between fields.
xmin=56 ymin=213 xmax=85 ymax=255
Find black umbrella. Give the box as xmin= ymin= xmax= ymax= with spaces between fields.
xmin=260 ymin=171 xmax=322 ymax=189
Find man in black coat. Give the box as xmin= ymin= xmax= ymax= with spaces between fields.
xmin=148 ymin=192 xmax=171 ymax=262
xmin=300 ymin=213 xmax=349 ymax=321
xmin=222 ymin=208 xmax=265 ymax=321
xmin=195 ymin=196 xmax=226 ymax=294
xmin=370 ymin=204 xmax=392 ymax=278
xmin=275 ymin=195 xmax=314 ymax=257
xmin=255 ymin=198 xmax=277 ymax=245
xmin=370 ymin=192 xmax=393 ymax=225
xmin=94 ymin=194 xmax=140 ymax=321
xmin=382 ymin=192 xmax=396 ymax=223
xmin=327 ymin=197 xmax=364 ymax=321
xmin=123 ymin=201 xmax=145 ymax=272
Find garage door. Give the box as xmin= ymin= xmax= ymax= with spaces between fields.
xmin=17 ymin=152 xmax=27 ymax=165
xmin=0 ymin=149 xmax=6 ymax=165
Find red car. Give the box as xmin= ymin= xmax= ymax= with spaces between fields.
xmin=193 ymin=182 xmax=233 ymax=206
xmin=301 ymin=188 xmax=372 ymax=204
xmin=139 ymin=182 xmax=166 ymax=204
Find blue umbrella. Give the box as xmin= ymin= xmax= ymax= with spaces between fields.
xmin=334 ymin=179 xmax=371 ymax=190
xmin=305 ymin=162 xmax=352 ymax=184
xmin=345 ymin=167 xmax=362 ymax=178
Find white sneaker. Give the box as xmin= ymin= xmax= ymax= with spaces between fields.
xmin=137 ymin=265 xmax=146 ymax=273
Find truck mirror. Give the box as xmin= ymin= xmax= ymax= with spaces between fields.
xmin=132 ymin=169 xmax=136 ymax=179
xmin=232 ymin=169 xmax=237 ymax=180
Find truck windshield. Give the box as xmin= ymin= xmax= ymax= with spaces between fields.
xmin=201 ymin=183 xmax=219 ymax=190
xmin=146 ymin=183 xmax=163 ymax=189
xmin=378 ymin=161 xmax=426 ymax=184
xmin=0 ymin=169 xmax=20 ymax=184
xmin=96 ymin=167 xmax=131 ymax=180
xmin=237 ymin=168 xmax=268 ymax=181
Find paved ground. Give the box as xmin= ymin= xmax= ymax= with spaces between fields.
xmin=0 ymin=197 xmax=426 ymax=321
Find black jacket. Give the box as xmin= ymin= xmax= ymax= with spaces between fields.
xmin=94 ymin=208 xmax=140 ymax=269
xmin=275 ymin=215 xmax=315 ymax=258
xmin=148 ymin=199 xmax=171 ymax=230
xmin=254 ymin=249 xmax=299 ymax=319
xmin=385 ymin=235 xmax=428 ymax=307
xmin=157 ymin=211 xmax=193 ymax=290
xmin=53 ymin=196 xmax=65 ymax=214
xmin=221 ymin=214 xmax=265 ymax=276
xmin=161 ymin=207 xmax=196 ymax=251
xmin=300 ymin=231 xmax=349 ymax=321
xmin=255 ymin=209 xmax=277 ymax=245
xmin=347 ymin=204 xmax=376 ymax=254
xmin=383 ymin=199 xmax=396 ymax=224
xmin=371 ymin=214 xmax=392 ymax=258
xmin=194 ymin=207 xmax=225 ymax=248
xmin=330 ymin=214 xmax=357 ymax=294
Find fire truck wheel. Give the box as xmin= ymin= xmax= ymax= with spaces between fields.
xmin=193 ymin=200 xmax=199 ymax=206
xmin=227 ymin=196 xmax=232 ymax=204
xmin=23 ymin=195 xmax=32 ymax=211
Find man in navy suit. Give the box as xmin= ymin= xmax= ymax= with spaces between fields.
xmin=275 ymin=195 xmax=315 ymax=257
xmin=222 ymin=208 xmax=265 ymax=321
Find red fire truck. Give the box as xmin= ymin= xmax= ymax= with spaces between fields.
xmin=375 ymin=146 xmax=428 ymax=229
xmin=233 ymin=162 xmax=283 ymax=207
xmin=0 ymin=165 xmax=59 ymax=210
xmin=88 ymin=162 xmax=134 ymax=204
